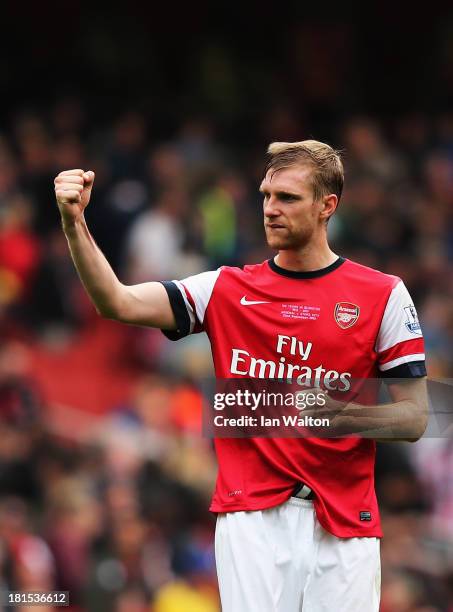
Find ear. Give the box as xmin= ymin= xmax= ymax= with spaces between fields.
xmin=320 ymin=194 xmax=338 ymax=222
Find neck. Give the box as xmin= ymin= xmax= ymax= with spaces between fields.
xmin=275 ymin=240 xmax=338 ymax=272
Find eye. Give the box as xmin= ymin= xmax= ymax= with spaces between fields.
xmin=279 ymin=194 xmax=296 ymax=203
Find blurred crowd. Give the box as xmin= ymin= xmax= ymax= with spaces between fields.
xmin=0 ymin=99 xmax=452 ymax=611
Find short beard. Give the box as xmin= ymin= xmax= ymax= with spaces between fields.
xmin=265 ymin=227 xmax=313 ymax=251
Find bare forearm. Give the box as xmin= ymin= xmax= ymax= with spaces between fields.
xmin=55 ymin=168 xmax=176 ymax=329
xmin=336 ymin=399 xmax=427 ymax=441
xmin=63 ymin=216 xmax=125 ymax=317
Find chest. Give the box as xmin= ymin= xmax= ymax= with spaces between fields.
xmin=206 ymin=277 xmax=384 ymax=377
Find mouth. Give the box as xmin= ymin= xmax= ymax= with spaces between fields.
xmin=266 ymin=224 xmax=286 ymax=230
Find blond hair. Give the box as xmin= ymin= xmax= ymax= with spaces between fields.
xmin=266 ymin=140 xmax=344 ymax=202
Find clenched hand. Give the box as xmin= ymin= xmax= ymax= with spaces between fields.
xmin=54 ymin=169 xmax=95 ymax=228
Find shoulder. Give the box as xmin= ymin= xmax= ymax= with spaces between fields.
xmin=342 ymin=258 xmax=401 ymax=291
xmin=218 ymin=260 xmax=270 ymax=279
xmin=176 ymin=261 xmax=269 ymax=293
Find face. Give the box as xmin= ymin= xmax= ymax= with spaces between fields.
xmin=260 ymin=165 xmax=325 ymax=251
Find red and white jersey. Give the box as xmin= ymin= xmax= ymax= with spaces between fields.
xmin=161 ymin=257 xmax=426 ymax=537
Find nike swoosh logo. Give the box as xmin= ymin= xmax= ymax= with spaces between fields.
xmin=240 ymin=296 xmax=271 ymax=306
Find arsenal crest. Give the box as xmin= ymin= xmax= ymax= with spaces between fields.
xmin=334 ymin=302 xmax=360 ymax=329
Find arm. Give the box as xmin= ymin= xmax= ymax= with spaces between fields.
xmin=341 ymin=377 xmax=428 ymax=441
xmin=344 ymin=278 xmax=428 ymax=442
xmin=305 ymin=377 xmax=428 ymax=441
xmin=54 ymin=169 xmax=177 ymax=329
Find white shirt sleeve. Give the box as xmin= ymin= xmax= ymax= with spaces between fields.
xmin=375 ymin=280 xmax=425 ymax=374
xmin=160 ymin=269 xmax=222 ymax=339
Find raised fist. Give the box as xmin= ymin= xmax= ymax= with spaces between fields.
xmin=54 ymin=169 xmax=95 ymax=226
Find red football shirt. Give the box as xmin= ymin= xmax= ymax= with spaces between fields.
xmin=161 ymin=257 xmax=426 ymax=537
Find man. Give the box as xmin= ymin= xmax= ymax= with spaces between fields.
xmin=54 ymin=140 xmax=428 ymax=611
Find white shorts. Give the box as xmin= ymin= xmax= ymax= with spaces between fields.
xmin=215 ymin=497 xmax=381 ymax=612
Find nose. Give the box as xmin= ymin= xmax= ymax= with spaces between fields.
xmin=264 ymin=196 xmax=281 ymax=218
